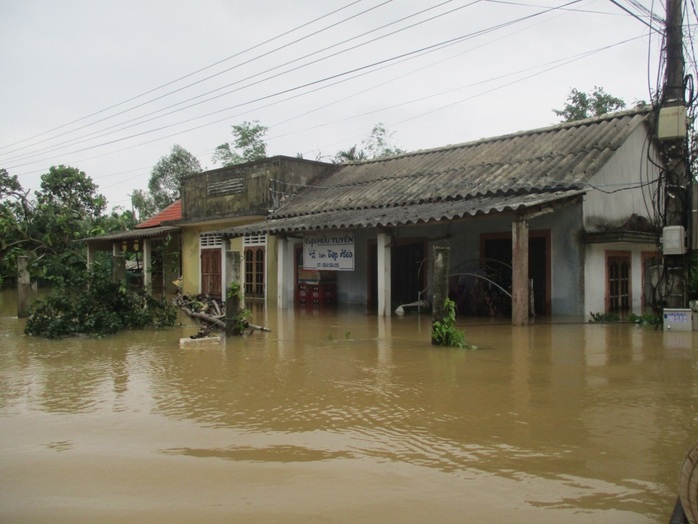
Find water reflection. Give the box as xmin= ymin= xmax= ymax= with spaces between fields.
xmin=1 ymin=290 xmax=697 ymax=523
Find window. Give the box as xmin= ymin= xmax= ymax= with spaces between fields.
xmin=607 ymin=252 xmax=631 ymax=313
xmin=244 ymin=234 xmax=266 ymax=298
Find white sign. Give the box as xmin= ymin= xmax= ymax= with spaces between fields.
xmin=303 ymin=233 xmax=355 ymax=271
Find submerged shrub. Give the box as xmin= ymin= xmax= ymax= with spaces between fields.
xmin=432 ymin=298 xmax=467 ymax=348
xmin=25 ymin=268 xmax=177 ymax=339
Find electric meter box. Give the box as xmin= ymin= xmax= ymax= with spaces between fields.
xmin=663 ymin=225 xmax=686 ymax=255
xmin=663 ymin=308 xmax=694 ymax=331
xmin=658 ymin=105 xmax=687 ymax=140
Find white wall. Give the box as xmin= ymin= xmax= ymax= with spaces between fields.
xmin=584 ymin=242 xmax=657 ymax=317
xmin=584 ymin=124 xmax=661 ymax=229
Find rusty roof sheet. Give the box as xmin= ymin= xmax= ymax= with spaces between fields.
xmin=222 ymin=189 xmax=584 ymax=237
xmin=271 ymin=108 xmax=651 ymax=219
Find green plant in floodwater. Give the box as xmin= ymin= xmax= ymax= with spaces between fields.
xmin=24 ymin=262 xmax=177 ymax=339
xmin=628 ymin=313 xmax=662 ymax=326
xmin=344 ymin=331 xmax=351 ymax=340
xmin=432 ymin=298 xmax=469 ymax=348
xmin=589 ymin=311 xmax=621 ymax=323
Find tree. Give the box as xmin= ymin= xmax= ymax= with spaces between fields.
xmin=362 ymin=123 xmax=405 ymax=159
xmin=334 ymin=145 xmax=368 ymax=163
xmin=334 ymin=123 xmax=405 ymax=163
xmin=131 ymin=189 xmax=158 ymax=224
xmin=553 ymin=86 xmax=626 ymax=122
xmin=0 ymin=165 xmax=108 ymax=285
xmin=212 ymin=120 xmax=268 ymax=167
xmin=148 ymin=145 xmax=201 ymax=212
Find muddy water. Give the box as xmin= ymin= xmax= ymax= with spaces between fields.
xmin=1 ymin=290 xmax=697 ymax=523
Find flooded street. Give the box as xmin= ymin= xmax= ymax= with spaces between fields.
xmin=1 ymin=290 xmax=697 ymax=523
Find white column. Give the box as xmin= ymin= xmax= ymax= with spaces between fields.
xmin=143 ymin=238 xmax=152 ymax=292
xmin=377 ymin=231 xmax=392 ymax=317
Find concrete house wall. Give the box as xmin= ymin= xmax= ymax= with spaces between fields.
xmin=582 ymin=122 xmax=661 ymax=316
xmin=178 ymin=157 xmax=333 ymax=300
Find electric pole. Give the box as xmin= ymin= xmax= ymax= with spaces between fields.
xmin=660 ymin=0 xmax=691 ymax=308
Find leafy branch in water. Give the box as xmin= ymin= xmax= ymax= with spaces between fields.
xmin=24 ymin=263 xmax=177 ymax=339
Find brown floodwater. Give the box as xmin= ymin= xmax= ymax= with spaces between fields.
xmin=1 ymin=289 xmax=697 ymax=523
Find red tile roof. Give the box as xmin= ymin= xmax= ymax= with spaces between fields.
xmin=136 ymin=200 xmax=182 ymax=229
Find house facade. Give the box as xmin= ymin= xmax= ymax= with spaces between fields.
xmin=221 ymin=108 xmax=665 ymax=322
xmin=175 ymin=156 xmax=334 ymax=301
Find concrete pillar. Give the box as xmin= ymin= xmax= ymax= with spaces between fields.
xmin=377 ymin=231 xmax=392 ymax=317
xmin=163 ymin=235 xmax=181 ymax=295
xmin=112 ymin=255 xmax=126 ymax=284
xmin=277 ymin=237 xmax=289 ymax=308
xmin=225 ymin=249 xmax=242 ymax=298
xmin=86 ymin=243 xmax=95 ymax=273
xmin=17 ymin=256 xmax=31 ymax=318
xmin=431 ymin=246 xmax=450 ymax=344
xmin=225 ymin=249 xmax=242 ymax=337
xmin=512 ymin=216 xmax=529 ymax=326
xmin=143 ymin=238 xmax=152 ymax=292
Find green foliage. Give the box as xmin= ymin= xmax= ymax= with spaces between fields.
xmin=0 ymin=165 xmax=107 ymax=286
xmin=589 ymin=310 xmax=661 ymax=325
xmin=213 ymin=120 xmax=268 ymax=167
xmin=24 ymin=264 xmax=177 ymax=339
xmin=231 ymin=308 xmax=253 ymax=335
xmin=363 ymin=123 xmax=406 ymax=159
xmin=148 ymin=145 xmax=201 ymax=212
xmin=334 ymin=123 xmax=405 ymax=163
xmin=628 ymin=313 xmax=662 ymax=326
xmin=227 ymin=281 xmax=242 ymax=301
xmin=432 ymin=298 xmax=467 ymax=348
xmin=553 ymin=86 xmax=626 ymax=122
xmin=689 ymin=251 xmax=698 ymax=301
xmin=334 ymin=145 xmax=368 ymax=163
xmin=589 ymin=311 xmax=621 ymax=322
xmin=131 ymin=189 xmax=158 ymax=223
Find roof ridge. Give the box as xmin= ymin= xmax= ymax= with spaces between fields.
xmin=343 ymin=105 xmax=653 ymax=165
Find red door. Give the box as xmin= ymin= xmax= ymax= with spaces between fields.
xmin=201 ymin=248 xmax=221 ymax=297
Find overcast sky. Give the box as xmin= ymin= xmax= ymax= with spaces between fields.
xmin=0 ymin=0 xmax=674 ymax=211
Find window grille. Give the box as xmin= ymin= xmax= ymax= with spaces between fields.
xmin=243 ymin=234 xmax=267 ymax=247
xmin=200 ymin=233 xmax=222 ymax=248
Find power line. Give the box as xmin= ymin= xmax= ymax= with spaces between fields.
xmin=6 ymin=1 xmax=578 ymax=171
xmin=1 ymin=0 xmax=468 ymax=166
xmin=0 ymin=0 xmax=373 ymax=156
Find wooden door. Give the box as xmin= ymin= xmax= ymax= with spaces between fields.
xmin=201 ymin=248 xmax=221 ymax=297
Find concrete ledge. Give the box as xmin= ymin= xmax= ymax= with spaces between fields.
xmin=179 ymin=336 xmax=223 ymax=348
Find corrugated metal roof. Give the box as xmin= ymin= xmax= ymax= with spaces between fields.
xmin=271 ymin=108 xmax=650 ymax=219
xmin=83 ymin=226 xmax=180 ymax=243
xmin=222 ymin=189 xmax=584 ymax=237
xmin=221 ymin=108 xmax=650 ymax=237
xmin=136 ymin=200 xmax=182 ymax=228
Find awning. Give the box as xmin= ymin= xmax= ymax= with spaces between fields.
xmin=82 ymin=226 xmax=180 ymax=243
xmin=220 ymin=189 xmax=584 ymax=238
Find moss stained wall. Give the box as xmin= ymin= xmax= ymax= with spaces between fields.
xmin=181 ymin=157 xmax=333 ymax=223
xmin=179 ymin=157 xmax=333 ymax=301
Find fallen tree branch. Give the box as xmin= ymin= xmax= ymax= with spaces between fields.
xmin=180 ymin=306 xmax=225 ymax=328
xmin=175 ymin=292 xmax=271 ymax=338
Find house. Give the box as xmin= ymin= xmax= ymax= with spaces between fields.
xmin=84 ymin=199 xmax=183 ymax=295
xmin=174 ymin=156 xmax=334 ymax=300
xmin=220 ymin=107 xmax=667 ymax=323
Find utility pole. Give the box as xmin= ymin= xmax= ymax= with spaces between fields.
xmin=659 ymin=0 xmax=691 ymax=308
